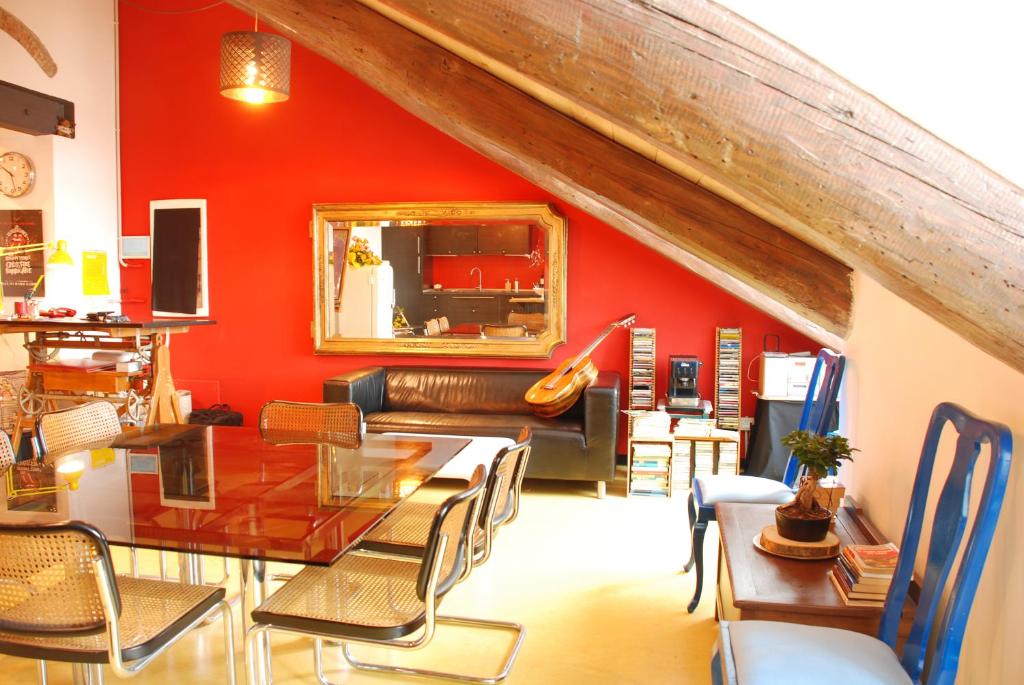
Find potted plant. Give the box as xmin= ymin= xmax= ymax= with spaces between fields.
xmin=775 ymin=431 xmax=856 ymax=542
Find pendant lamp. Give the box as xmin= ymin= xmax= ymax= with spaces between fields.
xmin=219 ymin=13 xmax=291 ymax=104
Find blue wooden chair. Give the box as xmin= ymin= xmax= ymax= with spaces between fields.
xmin=711 ymin=402 xmax=1013 ymax=685
xmin=684 ymin=348 xmax=845 ymax=612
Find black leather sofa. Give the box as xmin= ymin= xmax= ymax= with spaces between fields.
xmin=324 ymin=366 xmax=620 ymax=497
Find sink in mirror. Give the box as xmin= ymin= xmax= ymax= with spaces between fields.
xmin=312 ymin=202 xmax=566 ymax=357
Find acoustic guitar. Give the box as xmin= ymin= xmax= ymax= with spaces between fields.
xmin=525 ymin=314 xmax=636 ymax=417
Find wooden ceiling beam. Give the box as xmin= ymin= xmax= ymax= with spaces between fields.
xmin=359 ymin=0 xmax=1024 ymax=371
xmin=231 ymin=0 xmax=852 ymax=343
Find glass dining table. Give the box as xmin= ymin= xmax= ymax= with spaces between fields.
xmin=0 ymin=423 xmax=471 ymax=633
xmin=1 ymin=423 xmax=473 ymax=682
xmin=1 ymin=423 xmax=470 ymax=564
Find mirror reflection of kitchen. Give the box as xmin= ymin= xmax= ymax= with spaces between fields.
xmin=326 ymin=219 xmax=548 ymax=340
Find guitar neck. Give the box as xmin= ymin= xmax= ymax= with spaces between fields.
xmin=540 ymin=314 xmax=636 ymax=389
xmin=569 ymin=326 xmax=616 ymax=368
xmin=564 ymin=314 xmax=636 ymax=371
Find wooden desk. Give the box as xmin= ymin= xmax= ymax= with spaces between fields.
xmin=0 ymin=318 xmax=215 ymax=447
xmin=716 ymin=501 xmax=912 ymax=636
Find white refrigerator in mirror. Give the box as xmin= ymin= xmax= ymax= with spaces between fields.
xmin=337 ymin=262 xmax=394 ymax=338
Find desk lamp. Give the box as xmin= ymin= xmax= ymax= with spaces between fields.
xmin=4 ymin=455 xmax=85 ymax=498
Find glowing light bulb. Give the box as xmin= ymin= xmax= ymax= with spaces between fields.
xmin=244 ymin=61 xmax=258 ymax=86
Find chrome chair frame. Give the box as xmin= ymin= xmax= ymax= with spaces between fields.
xmin=0 ymin=522 xmax=235 ymax=685
xmin=245 ymin=465 xmax=525 ymax=684
xmin=358 ymin=428 xmax=532 ymax=579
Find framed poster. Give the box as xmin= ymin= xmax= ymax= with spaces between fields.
xmin=0 ymin=209 xmax=45 ymax=297
xmin=150 ymin=199 xmax=209 ymax=317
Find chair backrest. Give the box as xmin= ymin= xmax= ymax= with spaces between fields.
xmin=482 ymin=323 xmax=528 ymax=338
xmin=877 ymin=403 xmax=1012 ymax=685
xmin=438 ymin=316 xmax=450 ymax=333
xmin=0 ymin=521 xmax=120 ymax=635
xmin=417 ymin=464 xmax=486 ymax=602
xmin=0 ymin=430 xmax=15 ymax=471
xmin=37 ymin=401 xmax=122 ymax=458
xmin=507 ymin=312 xmax=545 ymax=333
xmin=424 ymin=319 xmax=441 ymax=336
xmin=258 ymin=400 xmax=363 ymax=446
xmin=479 ymin=428 xmax=532 ymax=532
xmin=780 ymin=349 xmax=846 ymax=486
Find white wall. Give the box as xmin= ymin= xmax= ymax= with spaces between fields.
xmin=0 ymin=0 xmax=120 ymax=368
xmin=719 ymin=2 xmax=1024 ymax=683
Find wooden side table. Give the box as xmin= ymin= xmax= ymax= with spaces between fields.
xmin=715 ymin=501 xmax=914 ymax=637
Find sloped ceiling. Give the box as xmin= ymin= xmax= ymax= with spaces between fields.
xmin=234 ymin=0 xmax=1024 ymax=370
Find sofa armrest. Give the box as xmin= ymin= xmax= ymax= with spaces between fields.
xmin=583 ymin=371 xmax=620 ymax=480
xmin=323 ymin=367 xmax=385 ymax=414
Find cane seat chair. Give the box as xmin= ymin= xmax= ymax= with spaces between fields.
xmin=258 ymin=400 xmax=363 ymax=447
xmin=424 ymin=319 xmax=441 ymax=337
xmin=712 ymin=403 xmax=1013 ymax=685
xmin=359 ymin=428 xmax=532 ymax=570
xmin=0 ymin=429 xmax=14 ymax=471
xmin=35 ymin=401 xmax=122 ymax=458
xmin=0 ymin=521 xmax=235 ymax=683
xmin=246 ymin=464 xmax=525 ymax=684
xmin=507 ymin=312 xmax=545 ymax=333
xmin=481 ymin=323 xmax=527 ymax=338
xmin=258 ymin=400 xmax=365 ymax=588
xmin=438 ymin=316 xmax=450 ymax=333
xmin=684 ymin=348 xmax=845 ymax=613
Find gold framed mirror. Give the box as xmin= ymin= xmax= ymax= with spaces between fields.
xmin=312 ymin=202 xmax=566 ymax=357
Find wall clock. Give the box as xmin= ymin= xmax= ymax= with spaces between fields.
xmin=0 ymin=151 xmax=36 ymax=198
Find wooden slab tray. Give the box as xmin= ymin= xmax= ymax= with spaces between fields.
xmin=754 ymin=525 xmax=841 ymax=560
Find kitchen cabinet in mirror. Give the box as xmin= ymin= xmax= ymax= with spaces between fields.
xmin=312 ymin=202 xmax=566 ymax=357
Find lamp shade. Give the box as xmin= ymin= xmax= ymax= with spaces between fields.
xmin=47 ymin=239 xmax=73 ymax=266
xmin=219 ymin=31 xmax=291 ymax=104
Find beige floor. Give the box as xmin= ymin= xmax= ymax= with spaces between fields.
xmin=0 ymin=477 xmax=720 ymax=684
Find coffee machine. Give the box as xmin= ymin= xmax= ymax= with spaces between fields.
xmin=667 ymin=355 xmax=702 ymax=408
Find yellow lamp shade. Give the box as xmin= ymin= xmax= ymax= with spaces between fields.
xmin=47 ymin=240 xmax=73 ymax=267
xmin=56 ymin=457 xmax=85 ymax=491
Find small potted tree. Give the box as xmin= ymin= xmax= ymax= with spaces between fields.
xmin=775 ymin=431 xmax=856 ymax=542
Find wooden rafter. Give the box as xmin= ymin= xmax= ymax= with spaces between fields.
xmin=354 ymin=0 xmax=1024 ymax=371
xmin=231 ymin=0 xmax=852 ymax=344
xmin=0 ymin=7 xmax=57 ymax=77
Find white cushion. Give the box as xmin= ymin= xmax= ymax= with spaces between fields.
xmin=694 ymin=474 xmax=794 ymax=506
xmin=722 ymin=621 xmax=912 ymax=685
xmin=383 ymin=432 xmax=514 ymax=480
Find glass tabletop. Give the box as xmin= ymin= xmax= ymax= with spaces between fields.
xmin=0 ymin=425 xmax=470 ymax=566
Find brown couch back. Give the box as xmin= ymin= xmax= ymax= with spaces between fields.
xmin=384 ymin=367 xmax=547 ymax=414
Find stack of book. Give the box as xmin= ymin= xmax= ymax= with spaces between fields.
xmin=629 ymin=328 xmax=656 ymax=409
xmin=716 ymin=435 xmax=740 ymax=475
xmin=629 ymin=441 xmax=672 ymax=497
xmin=829 ymin=542 xmax=899 ymax=606
xmin=629 ymin=410 xmax=671 ymax=438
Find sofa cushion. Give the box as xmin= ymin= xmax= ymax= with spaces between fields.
xmin=366 ymin=412 xmax=588 ymax=480
xmin=367 ymin=411 xmax=580 ymax=436
xmin=383 ymin=367 xmax=545 ymax=415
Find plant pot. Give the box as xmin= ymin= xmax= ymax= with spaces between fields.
xmin=775 ymin=506 xmax=831 ymax=542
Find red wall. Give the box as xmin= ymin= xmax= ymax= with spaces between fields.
xmin=118 ymin=3 xmax=819 ymax=450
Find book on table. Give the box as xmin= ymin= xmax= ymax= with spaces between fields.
xmin=831 ymin=542 xmax=899 ymax=606
xmin=845 ymin=542 xmax=899 ymax=578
